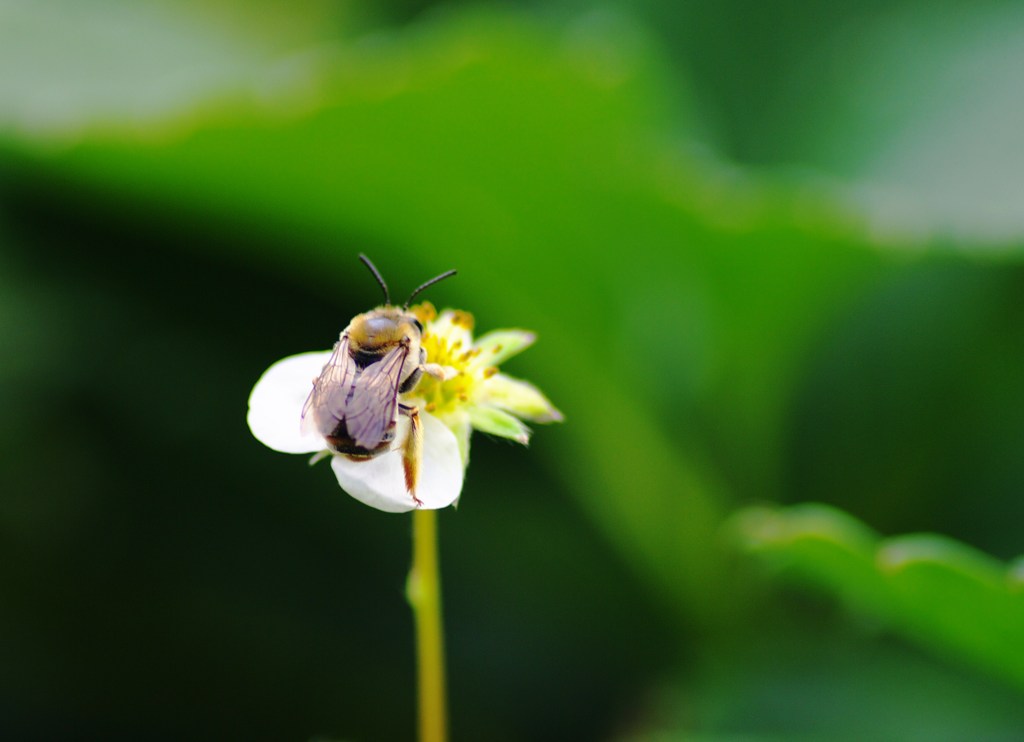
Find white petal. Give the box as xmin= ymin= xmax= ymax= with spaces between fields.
xmin=247 ymin=351 xmax=331 ymax=454
xmin=468 ymin=329 xmax=536 ymax=369
xmin=468 ymin=404 xmax=531 ymax=444
xmin=331 ymin=412 xmax=464 ymax=512
xmin=477 ymin=374 xmax=564 ymax=423
xmin=448 ymin=411 xmax=473 ymax=469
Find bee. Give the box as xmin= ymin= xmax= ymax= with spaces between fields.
xmin=301 ymin=255 xmax=456 ymax=506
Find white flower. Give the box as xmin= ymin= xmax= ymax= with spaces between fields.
xmin=247 ymin=303 xmax=561 ymax=512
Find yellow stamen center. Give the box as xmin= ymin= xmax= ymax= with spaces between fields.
xmin=408 ymin=304 xmax=482 ymax=418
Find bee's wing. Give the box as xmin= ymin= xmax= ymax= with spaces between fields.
xmin=343 ymin=342 xmax=410 ymax=449
xmin=301 ymin=333 xmax=357 ymax=436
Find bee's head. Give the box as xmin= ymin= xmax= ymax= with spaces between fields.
xmin=350 ymin=254 xmax=454 ymax=355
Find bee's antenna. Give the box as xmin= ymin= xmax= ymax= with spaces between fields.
xmin=404 ymin=269 xmax=457 ymax=309
xmin=359 ymin=254 xmax=390 ymax=304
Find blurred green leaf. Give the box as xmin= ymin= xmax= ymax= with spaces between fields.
xmin=734 ymin=504 xmax=1024 ymax=690
xmin=626 ymin=622 xmax=1024 ymax=741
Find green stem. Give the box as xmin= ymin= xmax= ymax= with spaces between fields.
xmin=408 ymin=508 xmax=448 ymax=742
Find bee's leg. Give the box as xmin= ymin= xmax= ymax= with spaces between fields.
xmin=422 ymin=363 xmax=458 ymax=381
xmin=399 ymin=403 xmax=423 ymax=506
xmin=307 ymin=450 xmax=331 ymax=466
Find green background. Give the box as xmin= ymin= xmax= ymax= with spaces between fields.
xmin=3 ymin=1 xmax=1024 ymax=739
